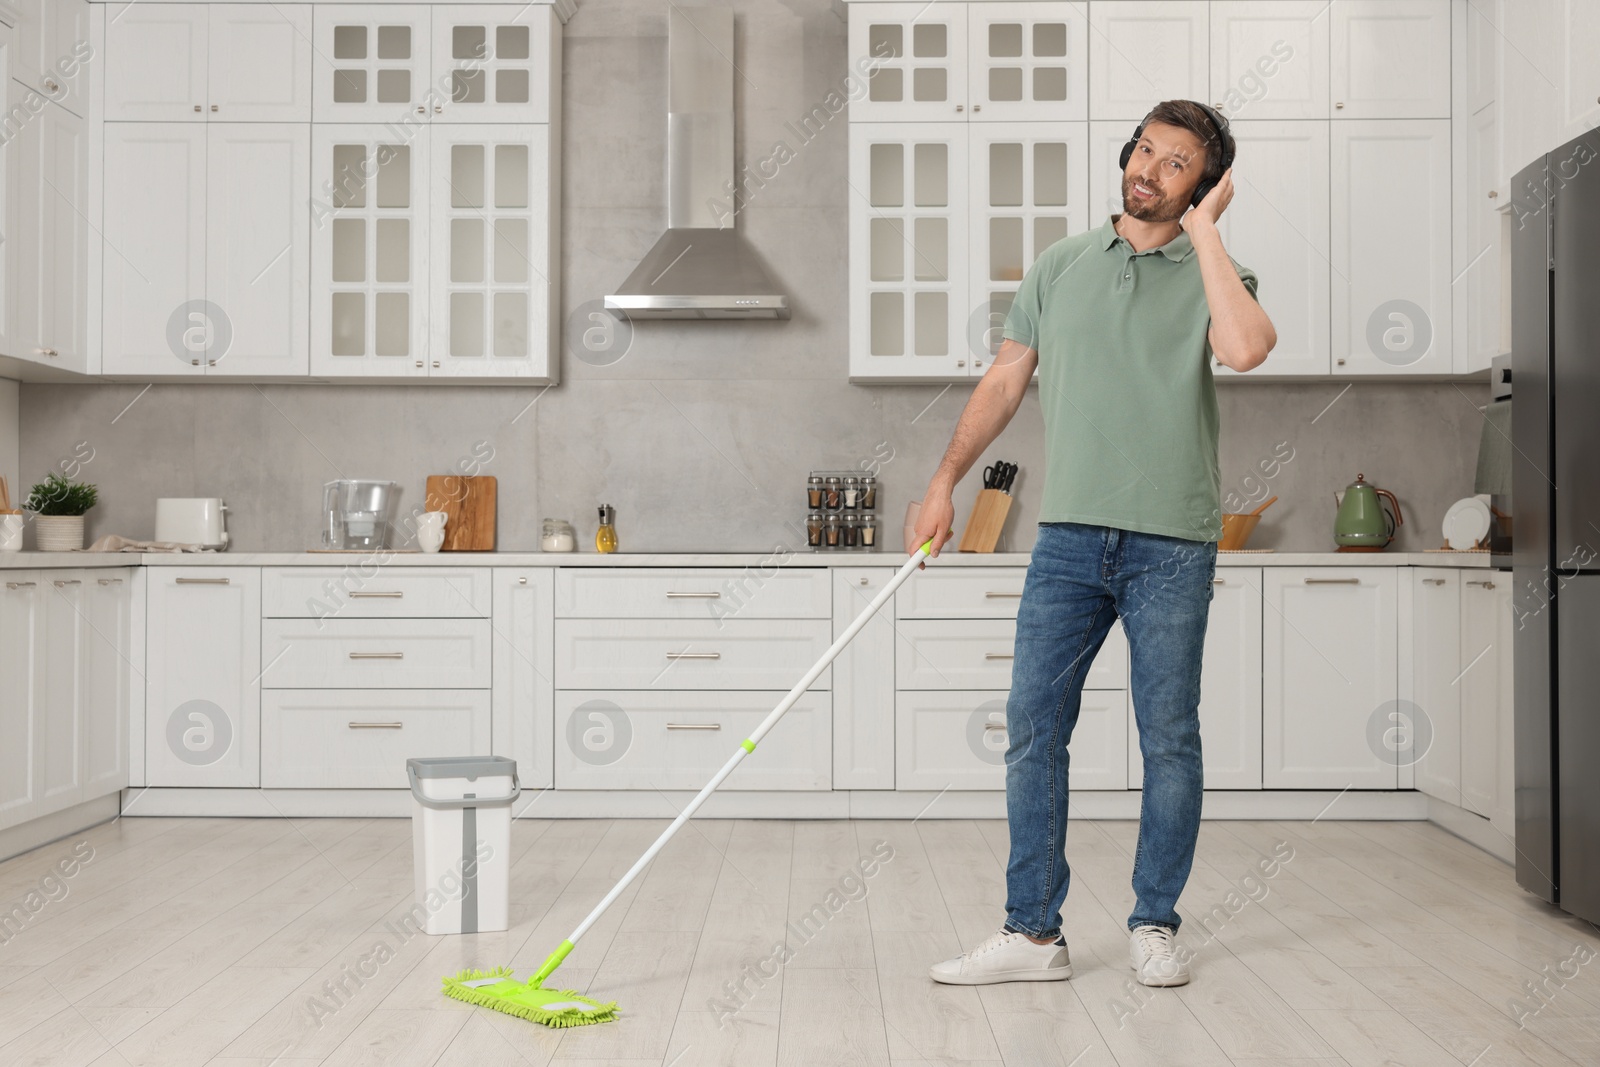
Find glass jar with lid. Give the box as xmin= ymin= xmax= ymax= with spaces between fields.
xmin=861 ymin=475 xmax=878 ymax=510
xmin=807 ymin=475 xmax=824 ymax=510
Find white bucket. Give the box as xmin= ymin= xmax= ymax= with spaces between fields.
xmin=407 ymin=756 xmax=518 ymax=935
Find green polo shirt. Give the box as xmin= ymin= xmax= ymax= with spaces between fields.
xmin=1003 ymin=216 xmax=1259 ymax=543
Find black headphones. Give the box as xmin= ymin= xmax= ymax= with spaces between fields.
xmin=1118 ymin=101 xmax=1235 ymax=208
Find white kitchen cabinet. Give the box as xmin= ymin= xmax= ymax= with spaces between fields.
xmin=848 ymin=2 xmax=969 ymax=122
xmin=967 ymin=122 xmax=1086 ymax=371
xmin=833 ymin=567 xmax=897 ymax=790
xmin=1087 ymin=1 xmax=1209 ymax=123
xmin=1330 ymin=119 xmax=1452 ymax=375
xmin=102 ymin=3 xmax=209 ymax=121
xmin=0 ymin=24 xmax=14 ymax=361
xmin=894 ymin=565 xmax=1025 ymax=619
xmin=260 ymin=617 xmax=492 ymax=690
xmin=144 ymin=569 xmax=261 ymax=788
xmin=896 ymin=616 xmax=1128 ymax=690
xmin=849 ymin=122 xmax=970 ymax=380
xmin=1209 ymin=1 xmax=1328 ymax=121
xmin=896 ymin=688 xmax=1127 ymax=791
xmin=208 ymin=5 xmax=314 ymax=122
xmin=206 ymin=124 xmax=311 ymax=376
xmin=1213 ymin=120 xmax=1330 ymax=377
xmin=556 ymin=566 xmax=832 ymax=619
xmin=39 ymin=574 xmax=86 ymax=814
xmin=14 ymin=0 xmax=92 ymax=118
xmin=100 ymin=123 xmax=207 ymax=376
xmin=81 ymin=572 xmax=132 ymax=801
xmin=310 ymin=126 xmax=432 ymax=376
xmin=429 ymin=124 xmax=553 ymax=378
xmin=0 ymin=573 xmax=45 ymax=829
xmin=492 ymin=569 xmax=554 ymax=790
xmin=967 ymin=3 xmax=1087 ymax=122
xmin=1132 ymin=567 xmax=1264 ymax=789
xmin=1410 ymin=568 xmax=1462 ymax=803
xmin=1263 ymin=567 xmax=1399 ymax=789
xmin=429 ymin=5 xmax=553 ymax=123
xmin=1087 ymin=118 xmax=1137 ymax=228
xmin=1330 ymin=0 xmax=1451 ymax=119
xmin=1452 ymin=99 xmax=1503 ymax=375
xmin=554 ymin=618 xmax=834 ymax=691
xmin=262 ymin=689 xmax=492 ymax=788
xmin=9 ymin=89 xmax=88 ymax=374
xmin=312 ymin=5 xmax=434 ymax=123
xmin=1460 ymin=573 xmax=1510 ymax=820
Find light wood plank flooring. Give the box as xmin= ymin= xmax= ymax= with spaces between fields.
xmin=0 ymin=814 xmax=1596 ymax=1066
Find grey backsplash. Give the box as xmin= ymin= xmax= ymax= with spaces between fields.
xmin=16 ymin=0 xmax=1491 ymax=555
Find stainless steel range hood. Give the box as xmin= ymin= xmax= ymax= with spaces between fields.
xmin=604 ymin=7 xmax=790 ymax=320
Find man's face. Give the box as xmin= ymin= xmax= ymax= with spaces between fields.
xmin=1121 ymin=121 xmax=1209 ymax=223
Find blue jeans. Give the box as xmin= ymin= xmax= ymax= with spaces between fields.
xmin=1002 ymin=522 xmax=1216 ymax=938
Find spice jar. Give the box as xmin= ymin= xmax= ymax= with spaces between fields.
xmin=858 ymin=512 xmax=879 ymax=548
xmin=823 ymin=476 xmax=842 ymax=509
xmin=806 ymin=510 xmax=824 ymax=549
xmin=842 ymin=475 xmax=861 ymax=509
xmin=540 ymin=518 xmax=576 ymax=552
xmin=824 ymin=512 xmax=843 ymax=547
xmin=807 ymin=475 xmax=824 ymax=510
xmin=841 ymin=514 xmax=859 ymax=548
xmin=861 ymin=475 xmax=878 ymax=509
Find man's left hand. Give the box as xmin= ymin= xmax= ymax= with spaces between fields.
xmin=1182 ymin=167 xmax=1234 ymax=234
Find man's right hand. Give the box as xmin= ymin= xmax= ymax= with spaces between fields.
xmin=910 ymin=484 xmax=957 ymax=567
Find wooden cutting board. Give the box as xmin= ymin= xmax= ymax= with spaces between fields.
xmin=425 ymin=475 xmax=497 ymax=551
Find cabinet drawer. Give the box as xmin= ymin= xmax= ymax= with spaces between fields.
xmin=556 ymin=567 xmax=831 ymax=619
xmin=262 ymin=568 xmax=491 ymax=618
xmin=554 ymin=691 xmax=830 ymax=790
xmin=262 ymin=690 xmax=491 ymax=788
xmin=896 ymin=618 xmax=1128 ymax=689
xmin=261 ymin=619 xmax=491 ymax=689
xmin=554 ymin=619 xmax=832 ymax=690
xmin=895 ymin=567 xmax=1027 ymax=619
xmin=896 ymin=689 xmax=1128 ymax=791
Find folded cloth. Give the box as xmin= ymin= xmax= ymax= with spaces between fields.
xmin=79 ymin=534 xmax=215 ymax=554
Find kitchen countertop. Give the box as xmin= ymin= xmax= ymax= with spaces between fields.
xmin=0 ymin=549 xmax=1496 ymax=568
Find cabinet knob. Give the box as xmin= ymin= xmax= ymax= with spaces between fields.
xmin=432 ymin=360 xmax=440 ymax=368
xmin=1488 ymin=190 xmax=1498 ymax=198
xmin=956 ymin=359 xmax=965 ymax=367
xmin=211 ymin=104 xmax=218 ymax=112
xmin=44 ymin=79 xmax=59 ymax=93
xmin=1336 ymin=357 xmax=1347 ymax=366
xmin=194 ymin=105 xmax=202 ymax=112
xmin=518 ymin=576 xmax=528 ymax=585
xmin=191 ymin=359 xmax=201 ymax=366
xmin=1335 ymin=102 xmax=1345 ymax=109
xmin=955 ymin=104 xmax=964 ymax=112
xmin=416 ymin=106 xmax=426 ymax=114
xmin=858 ymin=577 xmax=869 ymax=585
xmin=972 ymin=104 xmax=981 ymax=112
xmin=415 ymin=360 xmax=423 ymax=368
xmin=434 ymin=105 xmax=443 ymax=114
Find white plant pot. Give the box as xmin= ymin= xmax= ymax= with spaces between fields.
xmin=34 ymin=515 xmax=85 ymax=552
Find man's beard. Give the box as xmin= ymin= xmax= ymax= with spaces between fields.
xmin=1121 ymin=174 xmax=1186 ymax=223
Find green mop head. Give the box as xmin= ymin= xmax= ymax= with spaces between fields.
xmin=441 ymin=967 xmax=619 ymax=1028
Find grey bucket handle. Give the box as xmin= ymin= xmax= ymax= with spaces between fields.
xmin=408 ymin=762 xmax=521 ymax=809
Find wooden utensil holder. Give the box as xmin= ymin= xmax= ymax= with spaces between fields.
xmin=958 ymin=489 xmax=1013 ymax=553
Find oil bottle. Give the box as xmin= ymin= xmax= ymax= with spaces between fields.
xmin=595 ymin=504 xmax=618 ymax=553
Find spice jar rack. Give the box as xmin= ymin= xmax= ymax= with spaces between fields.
xmin=804 ymin=469 xmax=880 ymax=552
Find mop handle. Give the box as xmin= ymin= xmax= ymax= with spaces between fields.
xmin=532 ymin=539 xmax=937 ymax=986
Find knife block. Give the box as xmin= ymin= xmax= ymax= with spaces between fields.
xmin=958 ymin=489 xmax=1013 ymax=553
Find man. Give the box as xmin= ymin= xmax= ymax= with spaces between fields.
xmin=915 ymin=100 xmax=1276 ymax=988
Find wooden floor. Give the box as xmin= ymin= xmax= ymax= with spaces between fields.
xmin=0 ymin=813 xmax=1597 ymax=1066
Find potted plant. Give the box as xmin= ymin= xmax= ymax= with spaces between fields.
xmin=25 ymin=472 xmax=99 ymax=551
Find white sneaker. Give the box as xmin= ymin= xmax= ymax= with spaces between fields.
xmin=1129 ymin=924 xmax=1190 ymax=987
xmin=928 ymin=927 xmax=1072 ymax=985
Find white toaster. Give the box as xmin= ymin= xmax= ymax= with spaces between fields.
xmin=155 ymin=498 xmax=229 ymax=549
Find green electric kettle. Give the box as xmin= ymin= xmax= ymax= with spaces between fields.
xmin=1333 ymin=473 xmax=1404 ymax=550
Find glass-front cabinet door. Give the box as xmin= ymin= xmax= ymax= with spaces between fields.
xmin=311 ymin=127 xmax=431 ymax=376
xmin=847 ymin=2 xmax=969 ymax=122
xmin=312 ymin=6 xmax=433 ymax=123
xmin=967 ymin=123 xmax=1085 ymax=375
xmin=430 ymin=5 xmax=553 ymax=123
xmin=967 ymin=3 xmax=1087 ymax=122
xmin=849 ymin=123 xmax=969 ymax=380
xmin=429 ymin=125 xmax=552 ymax=378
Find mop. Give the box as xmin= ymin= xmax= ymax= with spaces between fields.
xmin=442 ymin=539 xmax=939 ymax=1027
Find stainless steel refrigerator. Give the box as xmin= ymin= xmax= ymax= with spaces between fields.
xmin=1511 ymin=129 xmax=1600 ymax=922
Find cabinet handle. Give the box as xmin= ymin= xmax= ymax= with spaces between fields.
xmin=175 ymin=577 xmax=230 ymax=585
xmin=985 ymin=591 xmax=1023 ymax=598
xmin=858 ymin=577 xmax=870 ymax=586
xmin=6 ymin=581 xmax=36 ymax=589
xmin=1336 ymin=358 xmax=1347 ymax=365
xmin=434 ymin=105 xmax=443 ymax=114
xmin=416 ymin=106 xmax=426 ymax=114
xmin=432 ymin=361 xmax=440 ymax=368
xmin=1488 ymin=190 xmax=1498 ymax=199
xmin=666 ymin=722 xmax=721 ymax=730
xmin=349 ymin=651 xmax=404 ymax=660
xmin=192 ymin=359 xmax=201 ymax=366
xmin=194 ymin=105 xmax=202 ymax=112
xmin=983 ymin=721 xmax=1006 ymax=731
xmin=97 ymin=578 xmax=124 ymax=586
xmin=1214 ymin=102 xmax=1224 ymax=109
xmin=665 ymin=651 xmax=721 ymax=660
xmin=518 ymin=576 xmax=528 ymax=585
xmin=1467 ymin=579 xmax=1497 ymax=589
xmin=348 ymin=722 xmax=403 ymax=729
xmin=956 ymin=104 xmax=964 ymax=112
xmin=210 ymin=104 xmax=218 ymax=112
xmin=972 ymin=104 xmax=981 ymax=112
xmin=33 ymin=347 xmax=56 ymax=357
xmin=52 ymin=579 xmax=81 ymax=587
xmin=666 ymin=590 xmax=721 ymax=598
xmin=1304 ymin=577 xmax=1360 ymax=585
xmin=1422 ymin=577 xmax=1446 ymax=585
xmin=1335 ymin=102 xmax=1345 ymax=109
xmin=984 ymin=652 xmax=1014 ymax=660
xmin=1212 ymin=578 xmax=1225 ymax=584
xmin=349 ymin=591 xmax=404 ymax=598
xmin=415 ymin=360 xmax=423 ymax=368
